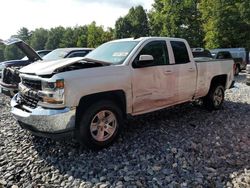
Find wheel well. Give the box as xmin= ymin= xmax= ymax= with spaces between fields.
xmin=210 ymin=75 xmax=227 ymax=88
xmin=76 ymin=90 xmax=127 ymax=125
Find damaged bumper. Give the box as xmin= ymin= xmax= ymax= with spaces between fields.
xmin=0 ymin=67 xmax=20 ymax=97
xmin=11 ymin=94 xmax=76 ymax=138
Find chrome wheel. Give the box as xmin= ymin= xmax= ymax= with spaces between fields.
xmin=90 ymin=110 xmax=117 ymax=142
xmin=213 ymin=87 xmax=224 ymax=107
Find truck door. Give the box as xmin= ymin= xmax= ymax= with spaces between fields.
xmin=131 ymin=40 xmax=175 ymax=114
xmin=169 ymin=41 xmax=196 ymax=102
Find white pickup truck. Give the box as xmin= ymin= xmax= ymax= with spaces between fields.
xmin=11 ymin=37 xmax=234 ymax=149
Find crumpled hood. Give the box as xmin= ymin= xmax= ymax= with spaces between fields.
xmin=20 ymin=57 xmax=85 ymax=75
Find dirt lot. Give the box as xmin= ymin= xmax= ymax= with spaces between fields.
xmin=0 ymin=74 xmax=249 ymax=188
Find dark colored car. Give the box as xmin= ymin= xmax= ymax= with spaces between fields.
xmin=211 ymin=48 xmax=249 ymax=72
xmin=192 ymin=48 xmax=213 ymax=59
xmin=211 ymin=51 xmax=243 ymax=75
xmin=0 ymin=38 xmax=93 ymax=96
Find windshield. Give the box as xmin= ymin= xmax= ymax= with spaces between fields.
xmin=85 ymin=41 xmax=139 ymax=64
xmin=43 ymin=49 xmax=68 ymax=61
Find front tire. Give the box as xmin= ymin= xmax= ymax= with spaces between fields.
xmin=203 ymin=84 xmax=225 ymax=110
xmin=77 ymin=100 xmax=123 ymax=149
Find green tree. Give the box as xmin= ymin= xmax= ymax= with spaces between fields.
xmin=199 ymin=0 xmax=250 ymax=49
xmin=0 ymin=44 xmax=5 ymax=62
xmin=87 ymin=22 xmax=105 ymax=48
xmin=16 ymin=27 xmax=31 ymax=44
xmin=149 ymin=0 xmax=204 ymax=47
xmin=75 ymin=26 xmax=88 ymax=47
xmin=115 ymin=17 xmax=132 ymax=38
xmin=30 ymin=28 xmax=49 ymax=50
xmin=102 ymin=27 xmax=115 ymax=43
xmin=60 ymin=27 xmax=77 ymax=48
xmin=238 ymin=1 xmax=250 ymax=24
xmin=45 ymin=26 xmax=65 ymax=49
xmin=4 ymin=45 xmax=23 ymax=60
xmin=115 ymin=5 xmax=149 ymax=38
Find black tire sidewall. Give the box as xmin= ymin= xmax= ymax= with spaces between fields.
xmin=204 ymin=85 xmax=225 ymax=110
xmin=211 ymin=85 xmax=224 ymax=109
xmin=77 ymin=100 xmax=123 ymax=149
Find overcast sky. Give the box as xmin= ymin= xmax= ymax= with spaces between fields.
xmin=0 ymin=0 xmax=154 ymax=39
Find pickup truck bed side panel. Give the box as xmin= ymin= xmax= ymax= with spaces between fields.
xmin=195 ymin=60 xmax=234 ymax=98
xmin=54 ymin=66 xmax=133 ymax=113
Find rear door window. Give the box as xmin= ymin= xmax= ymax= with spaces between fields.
xmin=170 ymin=41 xmax=190 ymax=64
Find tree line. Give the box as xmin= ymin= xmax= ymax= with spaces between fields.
xmin=1 ymin=0 xmax=249 ymax=62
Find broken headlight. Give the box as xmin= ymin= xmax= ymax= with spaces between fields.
xmin=38 ymin=79 xmax=65 ymax=106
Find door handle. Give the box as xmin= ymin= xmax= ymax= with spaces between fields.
xmin=164 ymin=70 xmax=173 ymax=75
xmin=188 ymin=68 xmax=195 ymax=72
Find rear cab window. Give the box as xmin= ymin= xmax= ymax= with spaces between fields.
xmin=170 ymin=41 xmax=190 ymax=64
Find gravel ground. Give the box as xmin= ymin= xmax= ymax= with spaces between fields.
xmin=0 ymin=74 xmax=249 ymax=188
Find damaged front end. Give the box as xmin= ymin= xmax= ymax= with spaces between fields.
xmin=10 ymin=57 xmax=112 ymax=137
xmin=11 ymin=73 xmax=76 ymax=137
xmin=0 ymin=67 xmax=21 ymax=97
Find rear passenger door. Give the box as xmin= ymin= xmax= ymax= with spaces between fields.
xmin=131 ymin=40 xmax=175 ymax=114
xmin=170 ymin=41 xmax=196 ymax=102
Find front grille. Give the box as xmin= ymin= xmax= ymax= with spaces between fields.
xmin=19 ymin=78 xmax=42 ymax=108
xmin=2 ymin=67 xmax=20 ymax=85
xmin=19 ymin=92 xmax=40 ymax=109
xmin=22 ymin=78 xmax=42 ymax=90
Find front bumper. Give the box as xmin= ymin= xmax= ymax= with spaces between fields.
xmin=11 ymin=94 xmax=76 ymax=137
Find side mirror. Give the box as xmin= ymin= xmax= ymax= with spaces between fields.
xmin=135 ymin=55 xmax=154 ymax=68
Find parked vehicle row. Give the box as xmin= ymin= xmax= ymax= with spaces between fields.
xmin=192 ymin=48 xmax=213 ymax=59
xmin=8 ymin=37 xmax=234 ymax=149
xmin=211 ymin=48 xmax=249 ymax=70
xmin=212 ymin=51 xmax=243 ymax=75
xmin=192 ymin=48 xmax=249 ymax=76
xmin=0 ymin=38 xmax=93 ymax=96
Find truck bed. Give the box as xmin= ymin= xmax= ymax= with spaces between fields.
xmin=194 ymin=59 xmax=234 ymax=98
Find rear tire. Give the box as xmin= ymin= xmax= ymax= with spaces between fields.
xmin=234 ymin=65 xmax=240 ymax=76
xmin=203 ymin=84 xmax=225 ymax=110
xmin=76 ymin=100 xmax=123 ymax=150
